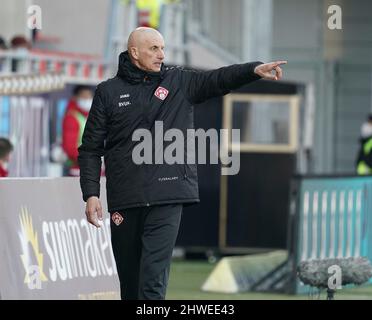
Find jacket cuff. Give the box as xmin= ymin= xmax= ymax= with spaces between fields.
xmin=245 ymin=61 xmax=264 ymax=81
xmin=83 ymin=193 xmax=100 ymax=202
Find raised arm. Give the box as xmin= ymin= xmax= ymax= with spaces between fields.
xmin=180 ymin=60 xmax=287 ymax=104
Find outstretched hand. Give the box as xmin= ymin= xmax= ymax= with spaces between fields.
xmin=254 ymin=60 xmax=287 ymax=80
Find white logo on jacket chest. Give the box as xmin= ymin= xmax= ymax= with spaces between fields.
xmin=154 ymin=86 xmax=169 ymax=101
xmin=118 ymin=93 xmax=131 ymax=107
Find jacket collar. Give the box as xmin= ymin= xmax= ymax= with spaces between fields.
xmin=116 ymin=51 xmax=165 ymax=84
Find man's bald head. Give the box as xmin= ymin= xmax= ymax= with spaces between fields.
xmin=127 ymin=27 xmax=163 ymax=50
xmin=127 ymin=27 xmax=165 ymax=72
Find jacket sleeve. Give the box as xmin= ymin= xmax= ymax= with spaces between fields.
xmin=78 ymin=85 xmax=107 ymax=201
xmin=179 ymin=62 xmax=263 ymax=104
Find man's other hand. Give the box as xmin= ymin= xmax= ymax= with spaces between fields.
xmin=254 ymin=60 xmax=287 ymax=80
xmin=86 ymin=196 xmax=103 ymax=228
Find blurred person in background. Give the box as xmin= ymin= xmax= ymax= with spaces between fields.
xmin=136 ymin=0 xmax=180 ymax=29
xmin=10 ymin=35 xmax=31 ymax=72
xmin=79 ymin=27 xmax=287 ymax=300
xmin=0 ymin=36 xmax=8 ymax=72
xmin=356 ymin=114 xmax=372 ymax=175
xmin=62 ymin=85 xmax=93 ymax=176
xmin=137 ymin=0 xmax=162 ymax=29
xmin=0 ymin=36 xmax=7 ymax=50
xmin=10 ymin=35 xmax=31 ymax=50
xmin=0 ymin=137 xmax=13 ymax=178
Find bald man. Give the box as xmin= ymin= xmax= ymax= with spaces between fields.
xmin=78 ymin=27 xmax=287 ymax=300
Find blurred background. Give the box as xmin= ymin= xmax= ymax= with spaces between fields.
xmin=1 ymin=0 xmax=372 ymax=300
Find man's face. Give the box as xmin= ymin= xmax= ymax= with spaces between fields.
xmin=132 ymin=33 xmax=165 ymax=72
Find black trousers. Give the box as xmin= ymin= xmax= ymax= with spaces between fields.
xmin=110 ymin=203 xmax=182 ymax=300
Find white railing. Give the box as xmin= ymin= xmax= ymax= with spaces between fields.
xmin=0 ymin=49 xmax=112 ymax=85
xmin=0 ymin=73 xmax=65 ymax=95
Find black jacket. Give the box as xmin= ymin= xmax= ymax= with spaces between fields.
xmin=78 ymin=51 xmax=262 ymax=212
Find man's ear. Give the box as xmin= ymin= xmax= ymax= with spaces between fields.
xmin=130 ymin=47 xmax=139 ymax=60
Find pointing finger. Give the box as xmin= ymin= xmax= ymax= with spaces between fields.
xmin=275 ymin=66 xmax=283 ymax=79
xmin=274 ymin=60 xmax=287 ymax=67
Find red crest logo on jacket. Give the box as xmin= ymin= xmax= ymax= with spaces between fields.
xmin=112 ymin=212 xmax=124 ymax=226
xmin=154 ymin=86 xmax=169 ymax=101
